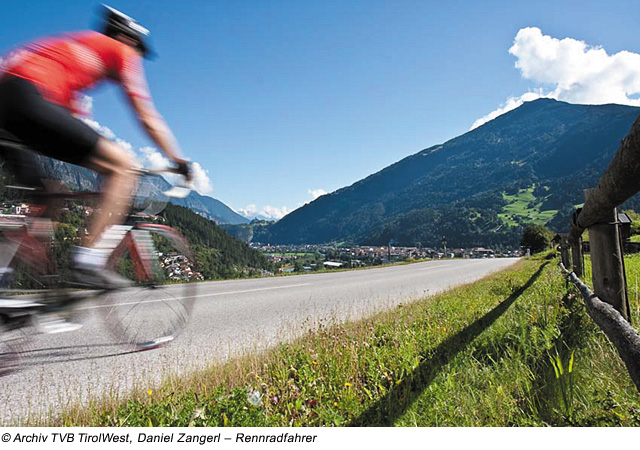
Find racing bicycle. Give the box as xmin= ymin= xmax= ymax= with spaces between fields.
xmin=0 ymin=134 xmax=198 ymax=375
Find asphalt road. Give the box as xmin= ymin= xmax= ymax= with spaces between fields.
xmin=0 ymin=258 xmax=519 ymax=424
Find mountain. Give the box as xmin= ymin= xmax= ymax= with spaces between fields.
xmin=161 ymin=203 xmax=274 ymax=279
xmin=174 ymin=189 xmax=249 ymax=225
xmin=253 ymin=99 xmax=640 ymax=247
xmin=0 ymin=130 xmax=248 ymax=225
xmin=35 ymin=155 xmax=248 ymax=225
xmin=221 ymin=219 xmax=275 ymax=243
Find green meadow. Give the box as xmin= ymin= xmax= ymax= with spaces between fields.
xmin=499 ymin=185 xmax=558 ymax=227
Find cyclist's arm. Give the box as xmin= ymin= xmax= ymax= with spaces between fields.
xmin=129 ymin=95 xmax=184 ymax=164
xmin=118 ymin=50 xmax=187 ymax=168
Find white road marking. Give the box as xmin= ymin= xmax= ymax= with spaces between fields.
xmin=77 ymin=262 xmax=474 ymax=311
xmin=76 ymin=283 xmax=312 ymax=310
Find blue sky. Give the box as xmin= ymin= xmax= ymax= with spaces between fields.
xmin=3 ymin=0 xmax=640 ymax=219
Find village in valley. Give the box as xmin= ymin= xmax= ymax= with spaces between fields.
xmin=252 ymin=243 xmax=523 ymax=273
xmin=1 ymin=201 xmax=520 ymax=278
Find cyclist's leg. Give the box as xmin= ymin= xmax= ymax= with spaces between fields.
xmin=81 ymin=137 xmax=137 ymax=248
xmin=67 ymin=138 xmax=138 ymax=286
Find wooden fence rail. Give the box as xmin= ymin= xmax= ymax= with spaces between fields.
xmin=563 ymin=113 xmax=640 ymax=392
xmin=560 ymin=263 xmax=640 ymax=392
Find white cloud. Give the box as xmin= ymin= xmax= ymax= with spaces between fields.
xmin=239 ymin=204 xmax=259 ymax=217
xmin=79 ymin=95 xmax=94 ymax=116
xmin=115 ymin=139 xmax=139 ymax=164
xmin=239 ymin=188 xmax=329 ymax=221
xmin=472 ymin=27 xmax=640 ymax=129
xmin=238 ymin=188 xmax=328 ymax=221
xmin=140 ymin=145 xmax=170 ymax=170
xmin=190 ymin=161 xmax=213 ymax=195
xmin=82 ymin=118 xmax=116 ymax=141
xmin=261 ymin=206 xmax=291 ymax=220
xmin=82 ymin=117 xmax=140 ymax=164
xmin=82 ymin=120 xmax=214 ymax=196
xmin=238 ymin=204 xmax=291 ymax=221
xmin=471 ymin=91 xmax=546 ymax=130
xmin=308 ymin=188 xmax=327 ymax=201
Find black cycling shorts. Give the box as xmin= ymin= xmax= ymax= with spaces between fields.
xmin=0 ymin=76 xmax=100 ymax=166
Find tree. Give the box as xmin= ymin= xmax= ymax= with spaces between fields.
xmin=623 ymin=210 xmax=640 ymax=236
xmin=520 ymin=224 xmax=553 ymax=254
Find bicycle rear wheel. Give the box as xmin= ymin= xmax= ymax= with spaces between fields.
xmin=101 ymin=224 xmax=198 ymax=350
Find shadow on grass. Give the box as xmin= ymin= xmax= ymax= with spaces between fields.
xmin=350 ymin=262 xmax=549 ymax=426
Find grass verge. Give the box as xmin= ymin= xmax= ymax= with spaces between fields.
xmin=48 ymin=257 xmax=640 ymax=426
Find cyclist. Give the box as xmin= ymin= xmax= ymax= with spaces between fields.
xmin=0 ymin=6 xmax=191 ymax=290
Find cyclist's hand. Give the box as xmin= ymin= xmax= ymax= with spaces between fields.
xmin=174 ymin=159 xmax=192 ymax=182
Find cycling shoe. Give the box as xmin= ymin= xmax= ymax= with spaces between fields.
xmin=71 ymin=267 xmax=132 ymax=290
xmin=37 ymin=313 xmax=82 ymax=334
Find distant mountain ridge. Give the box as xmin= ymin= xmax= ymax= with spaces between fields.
xmin=249 ymin=99 xmax=640 ymax=247
xmin=34 ymin=155 xmax=249 ymax=225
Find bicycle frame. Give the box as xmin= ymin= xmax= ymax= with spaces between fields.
xmin=106 ymin=224 xmax=192 ymax=283
xmin=0 ymin=165 xmax=191 ymax=286
xmin=0 ymin=135 xmax=197 ymax=357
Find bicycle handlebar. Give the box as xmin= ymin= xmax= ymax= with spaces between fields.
xmin=129 ymin=167 xmax=193 ymax=199
xmin=131 ymin=167 xmax=183 ymax=176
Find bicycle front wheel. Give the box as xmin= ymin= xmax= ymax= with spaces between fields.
xmin=101 ymin=224 xmax=198 ymax=350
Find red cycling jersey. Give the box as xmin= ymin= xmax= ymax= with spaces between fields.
xmin=1 ymin=30 xmax=151 ymax=114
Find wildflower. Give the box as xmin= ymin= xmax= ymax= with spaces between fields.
xmin=147 ymin=389 xmax=152 ymax=396
xmin=247 ymin=390 xmax=263 ymax=407
xmin=189 ymin=408 xmax=205 ymax=427
xmin=344 ymin=382 xmax=352 ymax=388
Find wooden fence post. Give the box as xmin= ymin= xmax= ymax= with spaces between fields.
xmin=586 ymin=190 xmax=630 ymax=321
xmin=571 ymin=238 xmax=584 ymax=278
xmin=560 ymin=236 xmax=571 ymax=270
